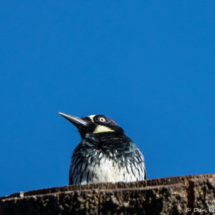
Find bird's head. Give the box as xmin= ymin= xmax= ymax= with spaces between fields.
xmin=59 ymin=112 xmax=124 ymax=138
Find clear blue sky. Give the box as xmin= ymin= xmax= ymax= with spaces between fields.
xmin=1 ymin=1 xmax=215 ymax=197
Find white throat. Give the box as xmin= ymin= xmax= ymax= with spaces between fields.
xmin=93 ymin=125 xmax=115 ymax=134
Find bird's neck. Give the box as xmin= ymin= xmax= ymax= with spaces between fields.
xmin=80 ymin=132 xmax=131 ymax=151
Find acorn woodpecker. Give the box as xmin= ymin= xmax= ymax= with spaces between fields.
xmin=59 ymin=112 xmax=146 ymax=185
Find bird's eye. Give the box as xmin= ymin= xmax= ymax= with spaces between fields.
xmin=99 ymin=117 xmax=106 ymax=122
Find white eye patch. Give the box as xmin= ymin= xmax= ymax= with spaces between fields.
xmin=88 ymin=115 xmax=96 ymax=122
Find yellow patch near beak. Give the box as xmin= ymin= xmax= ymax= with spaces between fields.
xmin=93 ymin=125 xmax=115 ymax=134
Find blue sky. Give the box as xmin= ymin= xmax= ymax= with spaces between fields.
xmin=1 ymin=1 xmax=215 ymax=196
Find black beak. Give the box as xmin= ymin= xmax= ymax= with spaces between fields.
xmin=58 ymin=112 xmax=88 ymax=129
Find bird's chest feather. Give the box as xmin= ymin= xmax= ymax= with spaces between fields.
xmin=70 ymin=149 xmax=144 ymax=184
xmin=69 ymin=135 xmax=145 ymax=184
xmin=72 ymin=157 xmax=126 ymax=184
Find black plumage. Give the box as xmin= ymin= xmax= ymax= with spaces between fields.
xmin=59 ymin=113 xmax=146 ymax=185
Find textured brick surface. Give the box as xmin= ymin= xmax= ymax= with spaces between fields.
xmin=1 ymin=174 xmax=215 ymax=215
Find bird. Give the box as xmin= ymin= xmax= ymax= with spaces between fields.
xmin=59 ymin=112 xmax=146 ymax=185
